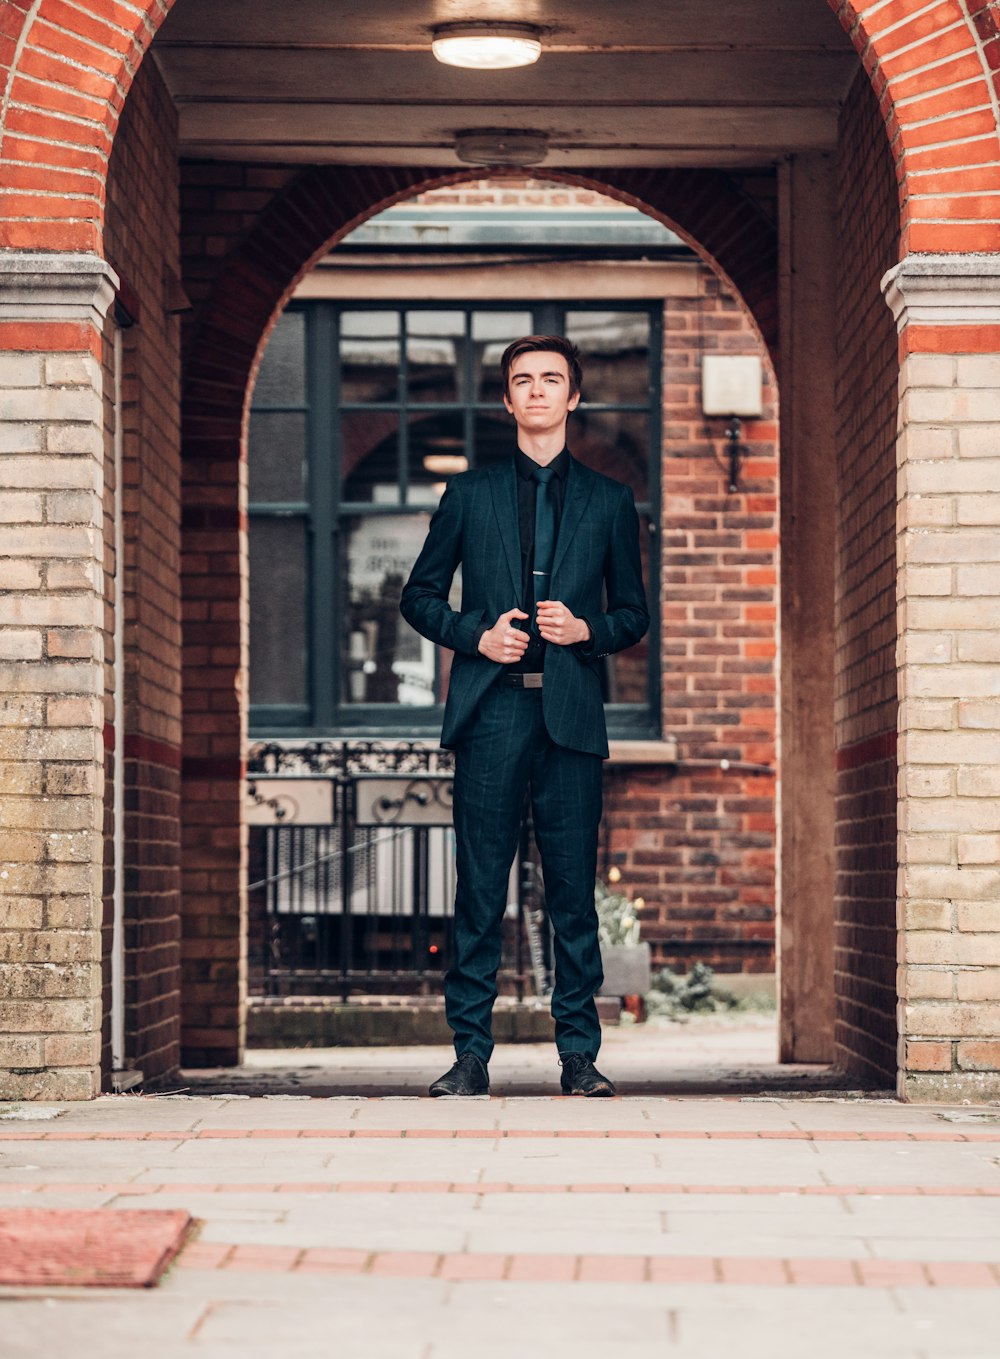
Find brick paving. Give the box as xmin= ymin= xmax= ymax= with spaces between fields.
xmin=2 ymin=1026 xmax=1000 ymax=1357
xmin=0 ymin=1208 xmax=193 ymax=1288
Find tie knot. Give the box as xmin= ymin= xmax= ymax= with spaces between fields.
xmin=531 ymin=464 xmax=556 ymax=486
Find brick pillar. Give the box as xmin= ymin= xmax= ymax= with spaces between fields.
xmin=884 ymin=255 xmax=1000 ymax=1102
xmin=0 ymin=253 xmax=117 ymax=1101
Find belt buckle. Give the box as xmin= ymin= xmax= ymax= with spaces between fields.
xmin=523 ymin=672 xmax=543 ymax=689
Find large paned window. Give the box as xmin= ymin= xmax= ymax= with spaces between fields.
xmin=249 ymin=302 xmax=660 ymax=737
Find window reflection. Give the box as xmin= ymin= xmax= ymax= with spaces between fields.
xmin=254 ymin=310 xmax=306 ymax=407
xmin=407 ymin=311 xmax=465 ymax=403
xmin=472 ymin=412 xmax=516 ymax=469
xmin=248 ymin=411 xmax=307 ymax=503
xmin=341 ymin=311 xmax=400 ymax=403
xmin=341 ymin=412 xmax=401 ymax=503
xmin=565 ymin=310 xmax=650 ymax=406
xmin=341 ymin=514 xmax=461 ymax=707
xmin=407 ymin=412 xmax=466 ymax=505
xmin=249 ymin=518 xmax=308 ymax=707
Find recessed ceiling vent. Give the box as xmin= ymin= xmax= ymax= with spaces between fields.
xmin=453 ymin=129 xmax=549 ymax=166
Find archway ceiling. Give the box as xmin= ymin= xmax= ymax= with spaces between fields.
xmin=155 ymin=0 xmax=858 ymax=168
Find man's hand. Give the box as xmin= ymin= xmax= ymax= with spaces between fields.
xmin=478 ymin=607 xmax=530 ymax=663
xmin=536 ymin=601 xmax=590 ymax=647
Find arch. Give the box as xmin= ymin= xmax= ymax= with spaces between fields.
xmin=834 ymin=0 xmax=1000 ymax=253
xmin=2 ymin=1 xmax=1000 ymax=254
xmin=183 ymin=163 xmax=779 ymax=454
xmin=177 ymin=162 xmax=779 ymax=1063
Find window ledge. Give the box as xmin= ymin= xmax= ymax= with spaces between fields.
xmin=607 ymin=738 xmax=678 ymax=765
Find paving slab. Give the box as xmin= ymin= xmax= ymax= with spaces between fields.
xmin=2 ymin=1020 xmax=999 ymax=1358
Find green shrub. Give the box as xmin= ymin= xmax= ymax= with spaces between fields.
xmin=645 ymin=961 xmax=737 ymax=1018
xmin=594 ymin=877 xmax=642 ymax=948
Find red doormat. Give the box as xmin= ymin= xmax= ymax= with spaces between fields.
xmin=0 ymin=1208 xmax=194 ymax=1288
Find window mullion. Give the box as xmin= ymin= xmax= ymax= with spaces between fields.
xmin=310 ymin=303 xmax=336 ymax=730
xmin=399 ymin=310 xmax=409 ymax=502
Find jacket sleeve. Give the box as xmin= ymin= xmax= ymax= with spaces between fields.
xmin=585 ymin=485 xmax=651 ymax=660
xmin=399 ymin=480 xmax=487 ymax=656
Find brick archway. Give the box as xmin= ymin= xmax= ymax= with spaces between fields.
xmin=3 ymin=1 xmax=1000 ymax=257
xmin=178 ymin=161 xmax=781 ymax=1064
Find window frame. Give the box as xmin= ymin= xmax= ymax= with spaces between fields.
xmin=249 ymin=299 xmax=661 ymax=740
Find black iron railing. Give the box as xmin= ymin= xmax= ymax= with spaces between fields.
xmin=247 ymin=741 xmax=548 ymax=999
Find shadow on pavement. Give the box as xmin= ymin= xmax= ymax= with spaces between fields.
xmin=176 ymin=1018 xmax=893 ymax=1100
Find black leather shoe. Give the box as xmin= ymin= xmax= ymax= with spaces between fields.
xmin=429 ymin=1052 xmax=490 ymax=1097
xmin=559 ymin=1053 xmax=616 ymax=1097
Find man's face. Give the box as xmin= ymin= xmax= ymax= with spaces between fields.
xmin=503 ymin=351 xmax=580 ymax=435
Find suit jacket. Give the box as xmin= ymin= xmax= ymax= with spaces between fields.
xmin=400 ymin=455 xmax=650 ymax=758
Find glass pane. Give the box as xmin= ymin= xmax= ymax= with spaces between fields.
xmin=407 ymin=311 xmax=464 ymax=403
xmin=407 ymin=411 xmax=467 ymax=504
xmin=472 ymin=311 xmax=533 ymax=402
xmin=565 ymin=310 xmax=650 ymax=406
xmin=248 ymin=411 xmax=307 ymax=503
xmin=472 ymin=411 xmax=515 ymax=471
xmin=341 ymin=411 xmax=400 ymax=504
xmin=340 ymin=513 xmax=460 ymax=707
xmin=570 ymin=409 xmax=649 ymax=504
xmin=340 ymin=311 xmax=400 ymax=403
xmin=249 ymin=517 xmax=308 ymax=707
xmin=253 ymin=309 xmax=306 ymax=407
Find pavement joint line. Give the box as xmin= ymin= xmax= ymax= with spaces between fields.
xmin=7 ymin=1181 xmax=1000 ymax=1198
xmin=3 ymin=1128 xmax=1000 ymax=1142
xmin=171 ymin=1244 xmax=1000 ymax=1287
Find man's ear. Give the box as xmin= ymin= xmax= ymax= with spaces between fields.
xmin=568 ymin=391 xmax=581 ymax=411
xmin=502 ymin=392 xmax=514 ymax=414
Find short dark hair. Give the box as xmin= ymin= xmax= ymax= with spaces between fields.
xmin=500 ymin=334 xmax=583 ymax=399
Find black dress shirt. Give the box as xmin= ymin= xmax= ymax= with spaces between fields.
xmin=510 ymin=445 xmax=569 ymax=672
xmin=471 ymin=447 xmax=594 ymax=672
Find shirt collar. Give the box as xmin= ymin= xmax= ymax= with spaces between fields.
xmin=514 ymin=446 xmax=570 ymax=481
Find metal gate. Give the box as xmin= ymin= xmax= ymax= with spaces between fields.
xmin=247 ymin=741 xmax=546 ymax=999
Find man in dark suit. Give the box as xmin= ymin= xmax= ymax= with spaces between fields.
xmin=400 ymin=336 xmax=649 ymax=1097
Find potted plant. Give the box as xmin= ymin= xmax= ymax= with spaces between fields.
xmin=595 ymin=869 xmax=651 ymax=999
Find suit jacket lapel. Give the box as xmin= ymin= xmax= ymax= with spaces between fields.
xmin=489 ymin=460 xmax=522 ymax=602
xmin=551 ymin=457 xmax=595 ymax=581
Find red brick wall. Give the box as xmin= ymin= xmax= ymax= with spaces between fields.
xmin=101 ymin=55 xmax=183 ymax=1084
xmin=833 ymin=69 xmax=901 ymax=1082
xmin=606 ymin=270 xmax=778 ymax=975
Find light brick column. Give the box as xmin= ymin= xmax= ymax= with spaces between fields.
xmin=0 ymin=253 xmax=117 ymax=1101
xmin=883 ymin=255 xmax=1000 ymax=1102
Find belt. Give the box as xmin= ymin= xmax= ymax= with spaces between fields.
xmin=502 ymin=671 xmax=543 ymax=689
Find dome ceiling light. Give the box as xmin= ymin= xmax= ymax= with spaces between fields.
xmin=454 ymin=128 xmax=549 ymax=166
xmin=431 ymin=22 xmax=543 ymax=71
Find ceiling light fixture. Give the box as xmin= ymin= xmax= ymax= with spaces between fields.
xmin=454 ymin=128 xmax=549 ymax=166
xmin=431 ymin=22 xmax=543 ymax=71
xmin=422 ymin=453 xmax=469 ymax=475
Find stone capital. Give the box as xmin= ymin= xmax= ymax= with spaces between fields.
xmin=881 ymin=253 xmax=1000 ymax=332
xmin=0 ymin=251 xmax=119 ymax=326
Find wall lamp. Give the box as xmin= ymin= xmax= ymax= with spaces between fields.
xmin=701 ymin=355 xmax=763 ymax=493
xmin=431 ymin=22 xmax=543 ymax=70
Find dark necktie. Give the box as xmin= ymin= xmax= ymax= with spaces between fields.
xmin=531 ymin=464 xmax=557 ymax=631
